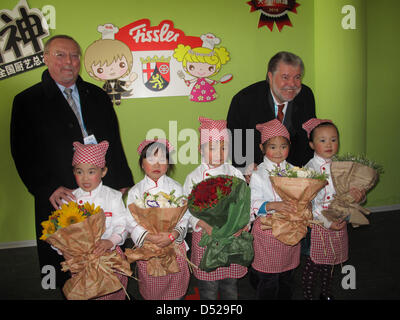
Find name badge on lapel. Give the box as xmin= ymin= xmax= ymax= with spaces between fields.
xmin=84 ymin=134 xmax=98 ymax=145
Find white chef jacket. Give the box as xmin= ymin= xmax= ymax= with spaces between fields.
xmin=249 ymin=157 xmax=292 ymax=220
xmin=73 ymin=182 xmax=127 ymax=247
xmin=182 ymin=163 xmax=245 ymax=231
xmin=126 ymin=174 xmax=189 ymax=247
xmin=305 ymin=153 xmax=335 ymax=228
xmin=53 ymin=182 xmax=127 ymax=255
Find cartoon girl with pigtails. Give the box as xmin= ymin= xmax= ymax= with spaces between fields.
xmin=173 ymin=34 xmax=231 ymax=102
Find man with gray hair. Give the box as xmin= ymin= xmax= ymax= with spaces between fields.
xmin=10 ymin=35 xmax=134 ymax=291
xmin=227 ymin=51 xmax=315 ymax=183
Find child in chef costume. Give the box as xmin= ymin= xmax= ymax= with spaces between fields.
xmin=249 ymin=119 xmax=299 ymax=300
xmin=64 ymin=140 xmax=129 ymax=300
xmin=301 ymin=118 xmax=365 ymax=300
xmin=125 ymin=139 xmax=190 ymax=300
xmin=183 ymin=116 xmax=247 ymax=300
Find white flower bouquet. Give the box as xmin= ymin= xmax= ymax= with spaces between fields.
xmin=322 ymin=153 xmax=383 ymax=227
xmin=133 ymin=190 xmax=186 ymax=208
xmin=125 ymin=190 xmax=188 ymax=276
xmin=260 ymin=164 xmax=328 ymax=246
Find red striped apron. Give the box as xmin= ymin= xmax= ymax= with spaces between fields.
xmin=137 ymin=242 xmax=190 ymax=300
xmin=190 ymin=230 xmax=247 ymax=281
xmin=251 ymin=218 xmax=301 ymax=273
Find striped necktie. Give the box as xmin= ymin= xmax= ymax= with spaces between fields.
xmin=277 ymin=104 xmax=284 ymax=123
xmin=64 ymin=88 xmax=86 ymax=137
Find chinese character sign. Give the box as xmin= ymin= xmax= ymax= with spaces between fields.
xmin=0 ymin=0 xmax=49 ymax=80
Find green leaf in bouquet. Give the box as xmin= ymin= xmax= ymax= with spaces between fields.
xmin=332 ymin=153 xmax=384 ymax=174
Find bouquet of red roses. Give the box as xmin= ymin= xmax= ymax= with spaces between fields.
xmin=188 ymin=175 xmax=253 ymax=272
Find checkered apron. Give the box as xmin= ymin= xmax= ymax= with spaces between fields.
xmin=137 ymin=242 xmax=190 ymax=300
xmin=95 ymin=246 xmax=128 ymax=300
xmin=251 ymin=218 xmax=301 ymax=273
xmin=191 ymin=230 xmax=248 ymax=281
xmin=310 ymin=224 xmax=348 ymax=265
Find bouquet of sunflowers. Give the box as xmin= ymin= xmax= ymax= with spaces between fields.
xmin=41 ymin=201 xmax=132 ymax=300
xmin=259 ymin=164 xmax=328 ymax=246
xmin=125 ymin=190 xmax=188 ymax=277
xmin=40 ymin=201 xmax=101 ymax=240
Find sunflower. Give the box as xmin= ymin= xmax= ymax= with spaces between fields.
xmin=83 ymin=202 xmax=102 ymax=216
xmin=57 ymin=202 xmax=86 ymax=228
xmin=39 ymin=220 xmax=56 ymax=240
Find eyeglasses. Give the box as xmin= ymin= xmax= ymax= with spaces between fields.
xmin=47 ymin=51 xmax=81 ymax=61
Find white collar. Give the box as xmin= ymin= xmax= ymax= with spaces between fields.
xmin=144 ymin=174 xmax=167 ymax=187
xmin=270 ymin=89 xmax=288 ymax=108
xmin=200 ymin=162 xmax=228 ymax=170
xmin=313 ymin=153 xmax=332 ymax=165
xmin=76 ymin=181 xmax=103 ymax=197
xmin=263 ymin=156 xmax=287 ymax=171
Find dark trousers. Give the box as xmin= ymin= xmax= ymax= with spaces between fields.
xmin=197 ymin=278 xmax=238 ymax=300
xmin=249 ymin=267 xmax=295 ymax=300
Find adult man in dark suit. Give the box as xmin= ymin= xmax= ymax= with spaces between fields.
xmin=227 ymin=51 xmax=316 ymax=182
xmin=10 ymin=35 xmax=134 ymax=289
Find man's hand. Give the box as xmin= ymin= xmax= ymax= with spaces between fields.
xmin=244 ymin=163 xmax=258 ymax=184
xmin=49 ymin=186 xmax=75 ymax=210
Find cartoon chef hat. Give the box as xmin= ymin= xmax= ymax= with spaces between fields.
xmin=72 ymin=140 xmax=109 ymax=168
xmin=198 ymin=116 xmax=230 ymax=146
xmin=200 ymin=33 xmax=220 ymax=50
xmin=256 ymin=119 xmax=290 ymax=144
xmin=302 ymin=118 xmax=333 ymax=138
xmin=97 ymin=23 xmax=119 ymax=40
xmin=137 ymin=138 xmax=174 ymax=155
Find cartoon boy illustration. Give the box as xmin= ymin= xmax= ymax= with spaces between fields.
xmin=173 ymin=33 xmax=231 ymax=102
xmin=84 ymin=24 xmax=137 ymax=105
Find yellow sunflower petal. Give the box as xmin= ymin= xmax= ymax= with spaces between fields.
xmin=57 ymin=202 xmax=86 ymax=228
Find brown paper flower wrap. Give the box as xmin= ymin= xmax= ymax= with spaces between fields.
xmin=125 ymin=202 xmax=188 ymax=277
xmin=45 ymin=210 xmax=132 ymax=300
xmin=260 ymin=176 xmax=327 ymax=246
xmin=322 ymin=161 xmax=380 ymax=227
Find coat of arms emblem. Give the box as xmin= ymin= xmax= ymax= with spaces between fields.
xmin=141 ymin=56 xmax=171 ymax=92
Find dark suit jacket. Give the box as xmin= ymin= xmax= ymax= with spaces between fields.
xmin=10 ymin=69 xmax=134 ymax=284
xmin=10 ymin=69 xmax=134 ymax=211
xmin=227 ymin=80 xmax=316 ymax=168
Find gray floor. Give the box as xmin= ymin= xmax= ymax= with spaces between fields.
xmin=1 ymin=211 xmax=399 ymax=300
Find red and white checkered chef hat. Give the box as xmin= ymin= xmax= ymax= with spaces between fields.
xmin=137 ymin=138 xmax=174 ymax=155
xmin=256 ymin=119 xmax=290 ymax=144
xmin=198 ymin=116 xmax=230 ymax=146
xmin=302 ymin=118 xmax=333 ymax=138
xmin=72 ymin=140 xmax=109 ymax=168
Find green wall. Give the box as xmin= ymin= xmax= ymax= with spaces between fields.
xmin=0 ymin=0 xmax=398 ymax=244
xmin=365 ymin=0 xmax=400 ymax=206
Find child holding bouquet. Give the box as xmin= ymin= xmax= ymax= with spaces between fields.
xmin=125 ymin=139 xmax=190 ymax=300
xmin=183 ymin=116 xmax=248 ymax=300
xmin=249 ymin=119 xmax=300 ymax=300
xmin=301 ymin=118 xmax=365 ymax=300
xmin=54 ymin=140 xmax=130 ymax=300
